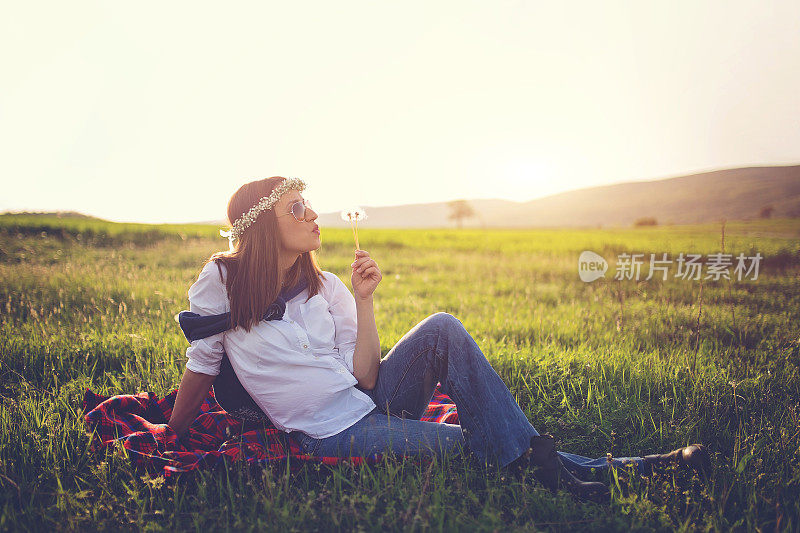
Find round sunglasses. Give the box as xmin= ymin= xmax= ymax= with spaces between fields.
xmin=275 ymin=199 xmax=315 ymax=222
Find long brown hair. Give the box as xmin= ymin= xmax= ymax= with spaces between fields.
xmin=203 ymin=177 xmax=323 ymax=332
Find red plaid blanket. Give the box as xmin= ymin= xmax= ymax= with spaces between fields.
xmin=82 ymin=383 xmax=459 ymax=478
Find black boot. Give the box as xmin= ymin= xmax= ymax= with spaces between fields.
xmin=641 ymin=443 xmax=711 ymax=479
xmin=526 ymin=434 xmax=610 ymax=504
xmin=526 ymin=434 xmax=559 ymax=491
xmin=557 ymin=459 xmax=611 ymax=503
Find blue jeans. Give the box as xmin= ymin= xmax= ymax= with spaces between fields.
xmin=289 ymin=312 xmax=644 ymax=476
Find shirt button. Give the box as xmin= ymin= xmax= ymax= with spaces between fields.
xmin=302 ymin=343 xmax=308 ymax=349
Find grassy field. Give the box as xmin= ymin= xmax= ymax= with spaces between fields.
xmin=1 ymin=215 xmax=799 ymax=531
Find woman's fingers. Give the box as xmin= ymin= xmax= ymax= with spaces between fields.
xmin=360 ymin=266 xmax=381 ymax=279
xmin=351 ymin=257 xmax=371 ymax=269
xmin=352 ymin=250 xmax=370 ymax=264
xmin=351 ymin=250 xmax=380 ymax=283
xmin=358 ymin=270 xmax=379 ymax=282
xmin=359 ymin=264 xmax=378 ymax=276
xmin=353 ymin=258 xmax=377 ymax=272
xmin=360 ymin=265 xmax=379 ymax=276
xmin=353 ymin=262 xmax=378 ymax=275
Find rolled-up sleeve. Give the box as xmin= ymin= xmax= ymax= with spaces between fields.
xmin=184 ymin=261 xmax=229 ymax=376
xmin=325 ymin=272 xmax=358 ymax=374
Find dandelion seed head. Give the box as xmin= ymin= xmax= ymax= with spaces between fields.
xmin=340 ymin=206 xmax=367 ymax=222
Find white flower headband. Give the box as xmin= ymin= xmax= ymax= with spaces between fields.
xmin=219 ymin=177 xmax=307 ymax=250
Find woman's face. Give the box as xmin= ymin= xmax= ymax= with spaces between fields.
xmin=274 ymin=190 xmax=320 ymax=255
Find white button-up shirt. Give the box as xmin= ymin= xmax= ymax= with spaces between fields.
xmin=184 ymin=260 xmax=376 ymax=438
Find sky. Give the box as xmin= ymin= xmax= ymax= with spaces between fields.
xmin=2 ymin=1 xmax=799 ymax=224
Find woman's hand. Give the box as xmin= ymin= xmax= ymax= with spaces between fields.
xmin=350 ymin=250 xmax=381 ymax=300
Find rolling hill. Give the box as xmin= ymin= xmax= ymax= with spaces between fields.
xmin=7 ymin=164 xmax=797 ymax=229
xmin=315 ymin=164 xmax=800 ymax=228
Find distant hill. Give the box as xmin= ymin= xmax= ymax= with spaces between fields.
xmin=0 ymin=210 xmax=102 ymax=220
xmin=313 ymin=164 xmax=800 ymax=228
xmin=24 ymin=165 xmax=794 ymax=229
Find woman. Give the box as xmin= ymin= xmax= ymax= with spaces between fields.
xmin=168 ymin=176 xmax=710 ymax=502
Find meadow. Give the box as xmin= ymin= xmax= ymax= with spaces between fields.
xmin=1 ymin=214 xmax=799 ymax=531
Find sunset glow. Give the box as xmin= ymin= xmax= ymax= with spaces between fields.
xmin=1 ymin=1 xmax=798 ymax=223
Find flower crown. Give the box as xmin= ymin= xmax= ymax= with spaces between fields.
xmin=219 ymin=177 xmax=307 ymax=250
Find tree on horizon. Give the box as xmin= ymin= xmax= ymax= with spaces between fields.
xmin=447 ymin=199 xmax=477 ymax=229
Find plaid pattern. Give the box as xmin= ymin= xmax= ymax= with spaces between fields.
xmin=82 ymin=382 xmax=459 ymax=478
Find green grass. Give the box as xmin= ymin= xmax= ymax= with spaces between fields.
xmin=1 ymin=215 xmax=799 ymax=531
